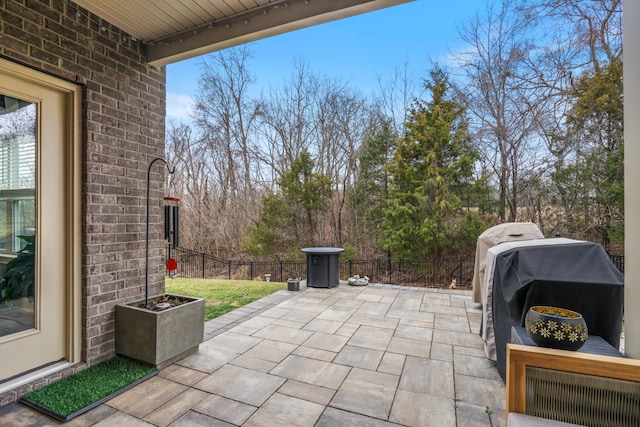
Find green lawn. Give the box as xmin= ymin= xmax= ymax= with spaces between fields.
xmin=165 ymin=277 xmax=286 ymax=321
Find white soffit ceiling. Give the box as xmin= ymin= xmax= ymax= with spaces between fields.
xmin=73 ymin=0 xmax=414 ymax=67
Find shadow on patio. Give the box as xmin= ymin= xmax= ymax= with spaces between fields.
xmin=0 ymin=283 xmax=506 ymax=427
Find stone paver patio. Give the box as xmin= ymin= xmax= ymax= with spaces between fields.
xmin=0 ymin=283 xmax=506 ymax=426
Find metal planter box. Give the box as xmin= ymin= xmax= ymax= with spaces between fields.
xmin=287 ymin=278 xmax=300 ymax=291
xmin=115 ymin=294 xmax=205 ymax=369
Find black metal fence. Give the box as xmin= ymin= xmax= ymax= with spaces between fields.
xmin=609 ymin=254 xmax=624 ymax=274
xmin=166 ymin=246 xmax=302 ymax=283
xmin=340 ymin=257 xmax=476 ymax=287
xmin=166 ymin=246 xmax=624 ymax=288
xmin=167 ymin=247 xmax=476 ymax=287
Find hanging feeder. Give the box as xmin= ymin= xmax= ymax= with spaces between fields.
xmin=164 ymin=196 xmax=180 ymax=279
xmin=164 ymin=196 xmax=180 ymax=249
xmin=166 ymin=257 xmax=179 ymax=279
xmin=166 ymin=258 xmax=178 ymax=272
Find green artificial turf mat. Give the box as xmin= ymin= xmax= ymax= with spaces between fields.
xmin=21 ymin=356 xmax=157 ymax=421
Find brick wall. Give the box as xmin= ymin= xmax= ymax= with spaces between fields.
xmin=0 ymin=0 xmax=167 ymax=369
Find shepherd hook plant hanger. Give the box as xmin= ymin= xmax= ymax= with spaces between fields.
xmin=145 ymin=157 xmax=175 ymax=306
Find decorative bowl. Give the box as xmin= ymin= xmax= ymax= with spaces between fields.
xmin=525 ymin=306 xmax=588 ymax=351
xmin=348 ymin=275 xmax=369 ymax=286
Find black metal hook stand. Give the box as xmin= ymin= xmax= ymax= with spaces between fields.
xmin=145 ymin=157 xmax=175 ymax=306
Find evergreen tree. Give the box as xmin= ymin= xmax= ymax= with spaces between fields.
xmin=243 ymin=192 xmax=289 ymax=257
xmin=553 ymin=56 xmax=623 ymax=245
xmin=348 ymin=118 xmax=397 ymax=255
xmin=244 ymin=151 xmax=332 ymax=257
xmin=280 ymin=151 xmax=333 ymax=241
xmin=383 ymin=67 xmax=479 ymax=259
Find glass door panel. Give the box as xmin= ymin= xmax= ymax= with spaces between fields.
xmin=0 ymin=95 xmax=36 ymax=338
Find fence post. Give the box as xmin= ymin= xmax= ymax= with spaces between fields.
xmin=459 ymin=256 xmax=463 ymax=286
xmin=202 ymin=253 xmax=205 ymax=279
xmin=280 ymin=261 xmax=283 ymax=282
xmin=349 ymin=260 xmax=353 ymax=277
xmin=250 ymin=262 xmax=253 ymax=281
xmin=432 ymin=257 xmax=436 ymax=285
xmin=228 ymin=261 xmax=232 ymax=280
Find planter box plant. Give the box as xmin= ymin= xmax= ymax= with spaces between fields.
xmin=115 ymin=293 xmax=204 ymax=369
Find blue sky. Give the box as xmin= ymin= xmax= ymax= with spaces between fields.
xmin=166 ymin=0 xmax=481 ymax=121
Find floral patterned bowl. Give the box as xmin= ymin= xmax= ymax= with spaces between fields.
xmin=525 ymin=306 xmax=588 ymax=351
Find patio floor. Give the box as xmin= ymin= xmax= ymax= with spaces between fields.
xmin=0 ymin=283 xmax=506 ymax=427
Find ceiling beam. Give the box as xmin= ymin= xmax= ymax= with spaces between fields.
xmin=147 ymin=0 xmax=414 ymax=67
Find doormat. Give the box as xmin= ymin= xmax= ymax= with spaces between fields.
xmin=20 ymin=356 xmax=157 ymax=422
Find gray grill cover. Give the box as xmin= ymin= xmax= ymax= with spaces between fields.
xmin=492 ymin=241 xmax=623 ymax=380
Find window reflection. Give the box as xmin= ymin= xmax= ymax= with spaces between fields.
xmin=0 ymin=94 xmax=36 ymax=337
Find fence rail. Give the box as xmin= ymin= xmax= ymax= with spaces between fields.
xmin=166 ymin=246 xmax=624 ymax=288
xmin=168 ymin=247 xmax=480 ymax=287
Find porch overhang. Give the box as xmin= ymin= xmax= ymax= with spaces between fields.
xmin=72 ymin=0 xmax=414 ymax=67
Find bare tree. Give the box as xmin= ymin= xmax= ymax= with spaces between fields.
xmin=520 ymin=0 xmax=621 ymax=72
xmin=373 ymin=61 xmax=422 ymax=136
xmin=190 ymin=46 xmax=261 ymax=256
xmin=254 ymin=60 xmax=319 ymax=186
xmin=0 ymin=101 xmax=35 ymax=141
xmin=165 ymin=122 xmax=218 ymax=252
xmin=254 ymin=63 xmax=377 ymax=247
xmin=453 ymin=0 xmax=551 ymax=222
xmin=520 ymin=0 xmax=623 ymax=245
xmin=312 ymin=77 xmax=374 ymax=246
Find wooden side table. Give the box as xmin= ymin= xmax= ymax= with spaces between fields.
xmin=510 ymin=326 xmax=623 ymax=358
